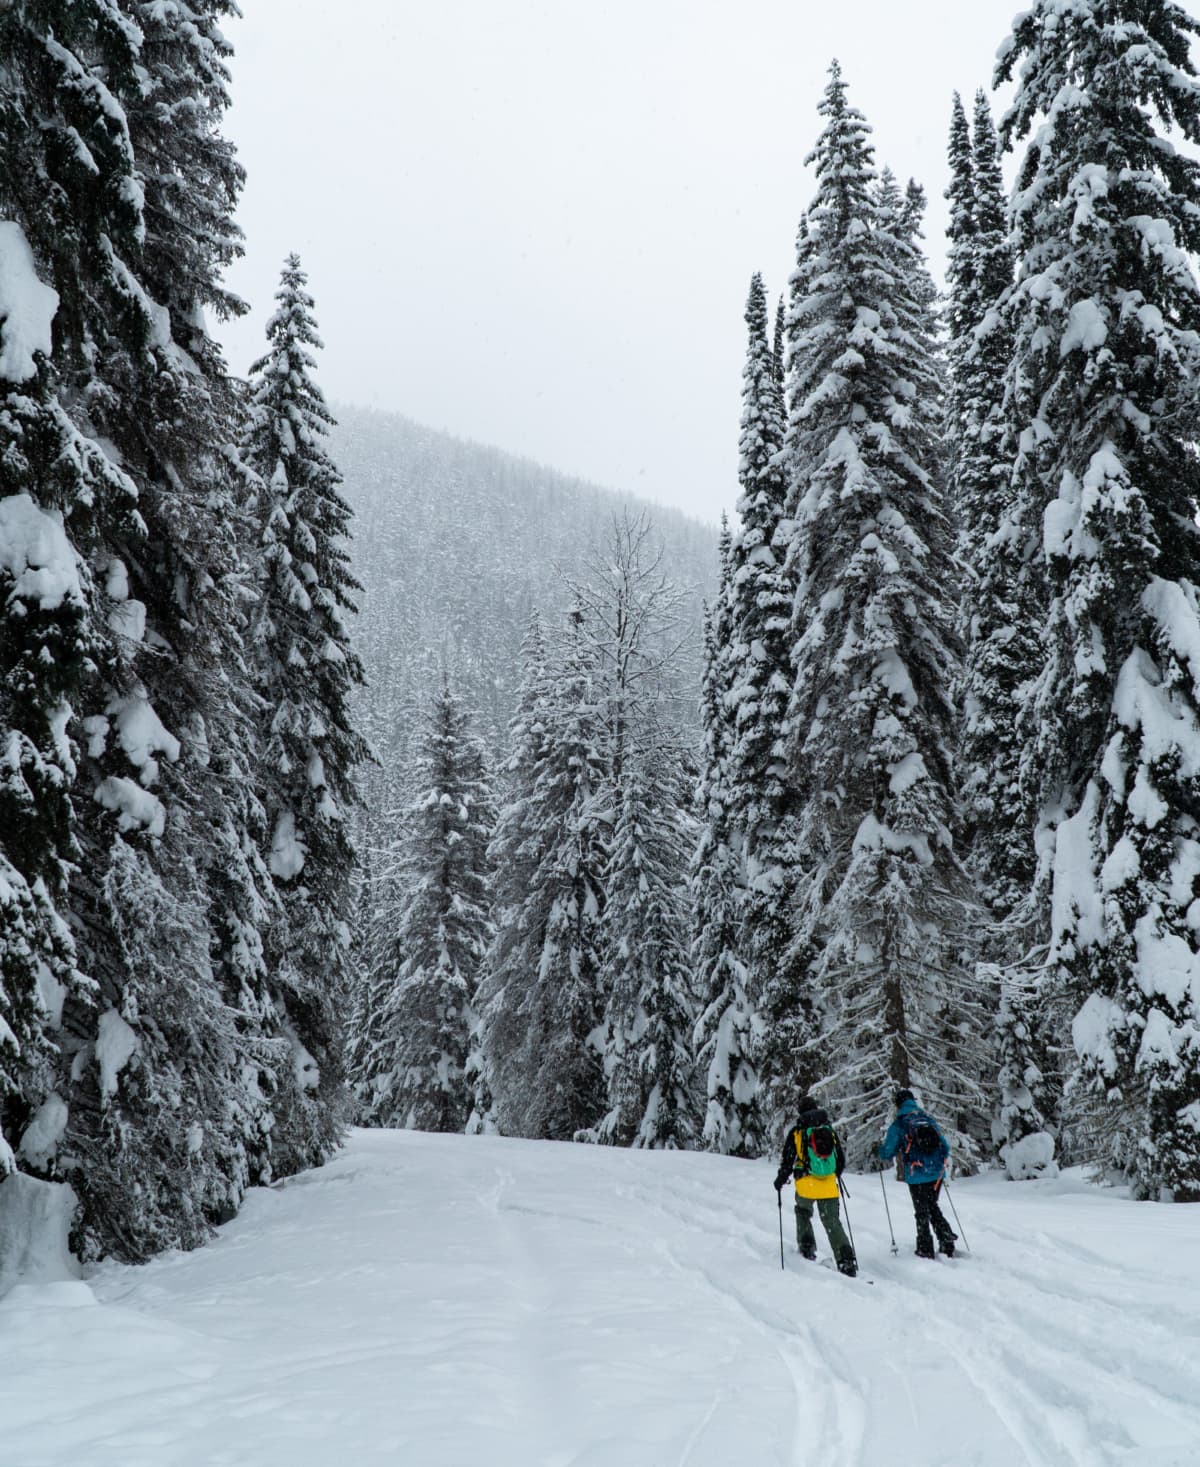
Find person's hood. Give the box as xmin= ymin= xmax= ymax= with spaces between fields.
xmin=896 ymin=1098 xmax=921 ymax=1118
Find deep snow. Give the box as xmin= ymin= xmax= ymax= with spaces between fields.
xmin=3 ymin=1129 xmax=1199 ymax=1466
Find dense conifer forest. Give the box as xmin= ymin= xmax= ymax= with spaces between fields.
xmin=3 ymin=0 xmax=1200 ymax=1276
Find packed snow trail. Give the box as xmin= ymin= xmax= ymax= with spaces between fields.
xmin=3 ymin=1130 xmax=1199 ymax=1467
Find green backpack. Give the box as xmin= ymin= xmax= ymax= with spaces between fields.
xmin=795 ymin=1124 xmax=838 ymax=1179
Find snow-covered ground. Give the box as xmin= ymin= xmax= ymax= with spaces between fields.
xmin=3 ymin=1129 xmax=1199 ymax=1467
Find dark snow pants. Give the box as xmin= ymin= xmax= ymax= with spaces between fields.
xmin=795 ymin=1196 xmax=854 ymax=1267
xmin=909 ymin=1180 xmax=956 ymax=1256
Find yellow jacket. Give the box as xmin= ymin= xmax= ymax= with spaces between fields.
xmin=776 ymin=1123 xmax=843 ymax=1201
xmin=794 ymin=1171 xmax=840 ymax=1201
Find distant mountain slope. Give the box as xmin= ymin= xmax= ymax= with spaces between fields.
xmin=332 ymin=406 xmax=719 ymax=776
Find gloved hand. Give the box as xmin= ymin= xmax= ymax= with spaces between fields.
xmin=868 ymin=1152 xmax=888 ymax=1173
xmin=773 ymin=1173 xmax=787 ymax=1194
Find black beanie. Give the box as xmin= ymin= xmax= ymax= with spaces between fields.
xmin=893 ymin=1088 xmax=915 ymax=1108
xmin=797 ymin=1093 xmax=817 ymax=1112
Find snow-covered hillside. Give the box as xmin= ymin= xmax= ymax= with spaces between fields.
xmin=333 ymin=406 xmax=718 ymax=765
xmin=3 ymin=1130 xmax=1198 ymax=1466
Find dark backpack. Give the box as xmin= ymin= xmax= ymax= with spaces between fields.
xmin=903 ymin=1118 xmax=942 ymax=1162
xmin=796 ymin=1124 xmax=838 ymax=1179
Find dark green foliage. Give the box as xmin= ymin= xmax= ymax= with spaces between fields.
xmin=779 ymin=65 xmax=987 ymax=1162
xmin=356 ymin=686 xmax=493 ymax=1133
xmin=996 ymin=0 xmax=1200 ymax=1198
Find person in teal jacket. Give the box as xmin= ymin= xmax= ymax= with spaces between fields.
xmin=878 ymin=1090 xmax=956 ymax=1259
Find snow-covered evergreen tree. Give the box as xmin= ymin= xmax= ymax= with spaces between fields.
xmin=242 ymin=253 xmax=367 ymax=1169
xmin=468 ymin=615 xmax=549 ymax=1131
xmin=596 ymin=735 xmax=697 ymax=1148
xmin=690 ymin=526 xmax=764 ymax=1155
xmin=563 ymin=509 xmax=686 ymax=789
xmin=991 ymin=965 xmax=1060 ymax=1179
xmin=943 ymin=88 xmax=1055 ymax=1166
xmin=726 ymin=276 xmax=793 ymax=960
xmin=950 ymin=91 xmax=1040 ymax=933
xmin=780 ymin=64 xmax=987 ymax=1161
xmin=0 ymin=0 xmax=150 ymax=1183
xmin=358 ymin=684 xmax=493 ymax=1132
xmin=477 ymin=610 xmax=609 ymax=1140
xmin=721 ymin=275 xmax=807 ymax=1129
xmin=944 ymin=93 xmax=977 ymax=365
xmin=347 ymin=782 xmax=410 ymax=1114
xmin=772 ymin=295 xmax=786 ymax=389
xmin=895 ymin=177 xmax=941 ymax=328
xmin=543 ymin=512 xmax=699 ymax=1146
xmin=43 ymin=0 xmax=293 ymax=1259
xmin=995 ymin=0 xmax=1200 ymax=1199
xmin=0 ymin=365 xmax=113 ymax=1179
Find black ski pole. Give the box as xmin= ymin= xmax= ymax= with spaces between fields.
xmin=941 ymin=1179 xmax=971 ymax=1254
xmin=777 ymin=1188 xmax=785 ymax=1270
xmin=879 ymin=1169 xmax=898 ymax=1255
xmin=839 ymin=1181 xmax=857 ymax=1258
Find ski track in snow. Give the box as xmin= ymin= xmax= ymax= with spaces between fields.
xmin=2 ymin=1129 xmax=1199 ymax=1467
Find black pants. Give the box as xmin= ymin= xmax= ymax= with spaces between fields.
xmin=909 ymin=1180 xmax=955 ymax=1256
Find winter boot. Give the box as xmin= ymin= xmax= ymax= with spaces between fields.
xmin=836 ymin=1251 xmax=858 ymax=1278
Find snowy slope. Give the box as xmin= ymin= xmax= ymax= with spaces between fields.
xmin=333 ymin=406 xmax=717 ymax=763
xmin=3 ymin=1130 xmax=1199 ymax=1467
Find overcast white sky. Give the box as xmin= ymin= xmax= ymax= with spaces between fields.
xmin=219 ymin=1 xmax=1026 ymax=526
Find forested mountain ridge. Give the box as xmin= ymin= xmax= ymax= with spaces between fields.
xmin=332 ymin=406 xmax=719 ymax=774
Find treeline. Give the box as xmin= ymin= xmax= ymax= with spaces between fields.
xmin=354 ymin=4 xmax=1200 ymax=1202
xmin=352 ymin=513 xmax=699 ymax=1148
xmin=0 ymin=3 xmax=364 ymax=1258
xmin=695 ymin=9 xmax=1200 ymax=1200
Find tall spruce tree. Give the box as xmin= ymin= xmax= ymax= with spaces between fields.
xmin=358 ymin=685 xmax=493 ymax=1132
xmin=896 ymin=177 xmax=941 ymax=327
xmin=772 ymin=295 xmax=786 ymax=389
xmin=556 ymin=513 xmax=698 ymax=1147
xmin=947 ymin=89 xmax=1055 ymax=1170
xmin=562 ymin=509 xmax=686 ymax=790
xmin=0 ymin=0 xmax=150 ymax=1185
xmin=944 ymin=94 xmax=978 ymax=364
xmin=477 ymin=609 xmax=609 ymax=1139
xmin=1 ymin=0 xmax=363 ymax=1260
xmin=114 ymin=4 xmax=277 ymax=1143
xmin=691 ymin=525 xmax=763 ymax=1155
xmin=596 ymin=735 xmax=698 ymax=1148
xmin=724 ymin=276 xmax=805 ymax=1126
xmin=996 ymin=0 xmax=1200 ymax=1199
xmin=780 ymin=64 xmax=987 ymax=1160
xmin=243 ymin=254 xmax=367 ymax=1170
xmin=31 ymin=0 xmax=292 ymax=1260
xmin=727 ymin=275 xmax=792 ymax=937
xmin=467 ymin=614 xmax=549 ymax=1131
xmin=950 ymin=91 xmax=1039 ymax=933
xmin=991 ymin=965 xmax=1060 ymax=1178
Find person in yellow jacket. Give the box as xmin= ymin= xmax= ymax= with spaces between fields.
xmin=773 ymin=1093 xmax=857 ymax=1276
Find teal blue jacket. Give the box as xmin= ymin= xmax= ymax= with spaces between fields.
xmin=878 ymin=1099 xmax=949 ymax=1185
